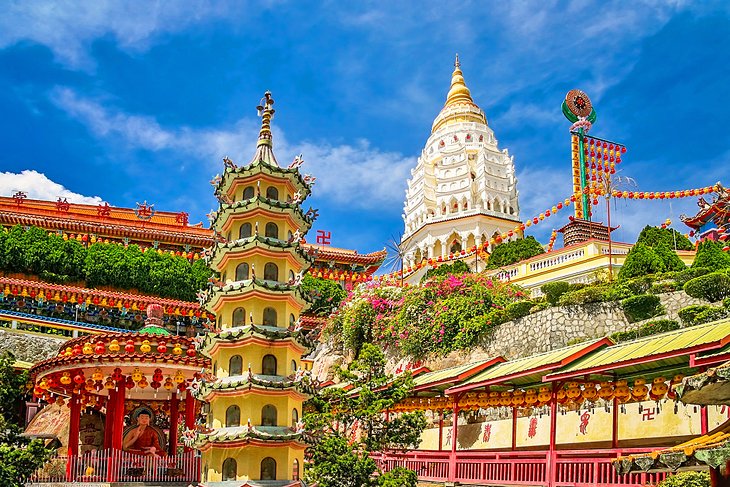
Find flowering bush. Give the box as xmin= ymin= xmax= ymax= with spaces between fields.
xmin=325 ymin=273 xmax=526 ymax=359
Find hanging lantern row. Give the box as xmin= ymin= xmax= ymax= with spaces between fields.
xmin=607 ymin=185 xmax=718 ymax=200
xmin=46 ymin=231 xmax=203 ymax=260
xmin=547 ymin=230 xmax=558 ymax=252
xmin=390 ymin=376 xmax=683 ymax=413
xmin=0 ymin=283 xmax=208 ymax=318
xmin=307 ymin=267 xmax=372 ymax=282
xmin=34 ymin=368 xmax=192 ymax=402
xmin=59 ymin=337 xmax=197 ymax=358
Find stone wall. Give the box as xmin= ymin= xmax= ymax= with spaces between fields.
xmin=0 ymin=328 xmax=65 ymax=363
xmin=394 ymin=291 xmax=709 ymax=373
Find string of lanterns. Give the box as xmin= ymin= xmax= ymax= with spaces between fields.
xmin=390 ymin=376 xmax=684 ymax=413
xmin=46 ymin=231 xmax=202 ymax=260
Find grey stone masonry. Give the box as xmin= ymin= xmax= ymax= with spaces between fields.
xmin=0 ymin=328 xmax=65 ymax=363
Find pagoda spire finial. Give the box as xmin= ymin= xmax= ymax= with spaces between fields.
xmin=255 ymin=91 xmax=275 ymax=148
xmin=444 ymin=54 xmax=475 ymax=107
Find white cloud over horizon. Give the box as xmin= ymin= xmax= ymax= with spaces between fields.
xmin=0 ymin=169 xmax=104 ymax=205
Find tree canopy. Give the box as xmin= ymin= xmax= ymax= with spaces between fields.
xmin=486 ymin=236 xmax=545 ymax=269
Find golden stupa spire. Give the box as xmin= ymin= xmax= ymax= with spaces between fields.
xmin=444 ymin=53 xmax=475 ymax=107
xmin=251 ymin=91 xmax=279 ymax=166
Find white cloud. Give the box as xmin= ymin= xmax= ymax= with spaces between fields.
xmin=0 ymin=169 xmax=103 ymax=205
xmin=0 ymin=1 xmax=234 ymax=68
xmin=51 ymin=87 xmax=415 ymax=210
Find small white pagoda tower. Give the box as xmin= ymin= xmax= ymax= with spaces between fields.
xmin=400 ymin=56 xmax=521 ymax=271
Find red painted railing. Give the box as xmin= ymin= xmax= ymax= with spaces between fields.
xmin=29 ymin=449 xmax=200 ymax=483
xmin=374 ymin=448 xmax=673 ymax=486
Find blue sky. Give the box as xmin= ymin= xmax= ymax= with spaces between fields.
xmin=1 ymin=1 xmax=729 ymax=261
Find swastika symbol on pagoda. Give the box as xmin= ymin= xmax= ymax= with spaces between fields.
xmin=316 ymin=230 xmax=332 ymax=245
xmin=134 ymin=201 xmax=155 ymax=221
xmin=642 ymin=407 xmax=656 ymax=421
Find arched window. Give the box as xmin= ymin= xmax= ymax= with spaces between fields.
xmin=263 ymin=307 xmax=277 ymax=327
xmin=289 ymin=313 xmax=296 ymax=327
xmin=260 ymin=457 xmax=276 ymax=480
xmin=229 ymin=355 xmax=242 ymax=376
xmin=291 ymin=359 xmax=297 ymax=374
xmin=287 ymin=230 xmax=293 ymax=241
xmin=288 ymin=270 xmax=295 ymax=282
xmin=262 ymin=354 xmax=277 ymax=375
xmin=450 ymin=240 xmax=462 ymax=254
xmin=235 ymin=263 xmax=249 ymax=281
xmin=292 ymin=408 xmax=299 ymax=428
xmin=232 ymin=307 xmax=246 ymax=327
xmin=266 ymin=186 xmax=279 ymax=200
xmin=213 ymin=361 xmax=218 ymax=377
xmin=261 ymin=404 xmax=277 ymax=426
xmin=264 ymin=262 xmax=278 ymax=281
xmin=265 ymin=222 xmax=278 ymax=239
xmin=221 ymin=272 xmax=227 ymax=283
xmin=226 ymin=405 xmax=240 ymax=427
xmin=242 ymin=187 xmax=254 ymax=200
xmin=222 ymin=458 xmax=237 ymax=481
xmin=239 ymin=223 xmax=252 ymax=239
xmin=292 ymin=459 xmax=299 ymax=481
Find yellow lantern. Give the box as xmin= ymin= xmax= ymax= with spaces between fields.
xmin=163 ymin=377 xmax=175 ymax=391
xmin=137 ymin=376 xmax=149 ymax=388
xmin=173 ymin=370 xmax=185 ymax=384
xmin=172 ymin=343 xmax=183 ymax=355
xmin=650 ymin=377 xmax=668 ymax=401
xmin=104 ymin=378 xmax=115 ymax=390
xmin=565 ymin=381 xmax=582 ymax=402
xmin=631 ymin=378 xmax=649 ymax=402
xmin=581 ymin=383 xmax=598 ymax=402
xmin=108 ymin=339 xmax=120 ymax=353
xmin=537 ymin=386 xmax=552 ymax=406
xmin=140 ymin=340 xmax=151 ymax=353
xmin=91 ymin=368 xmax=103 ymax=382
xmin=511 ymin=390 xmax=525 ymax=408
xmin=597 ymin=382 xmax=614 ymax=401
xmin=488 ymin=392 xmax=500 ymax=408
xmin=524 ymin=389 xmax=538 ymax=406
xmin=85 ymin=379 xmax=95 ymax=392
xmin=499 ymin=391 xmax=512 ymax=407
xmin=39 ymin=378 xmax=49 ymax=390
xmin=131 ymin=367 xmax=143 ymax=383
xmin=82 ymin=342 xmax=94 ymax=355
xmin=64 ymin=347 xmax=73 ymax=358
xmin=60 ymin=372 xmax=72 ymax=385
xmin=614 ymin=380 xmax=631 ymax=403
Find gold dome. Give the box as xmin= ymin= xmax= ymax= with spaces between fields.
xmin=431 ymin=55 xmax=487 ymax=133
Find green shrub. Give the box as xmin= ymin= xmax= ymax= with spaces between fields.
xmin=620 ymin=294 xmax=664 ymax=323
xmin=601 ymin=281 xmax=634 ymax=301
xmin=725 ymin=297 xmax=730 ymax=309
xmin=692 ymin=240 xmax=730 ymax=270
xmin=693 ymin=307 xmax=729 ymax=326
xmin=678 ymin=304 xmax=717 ymax=326
xmin=618 ymin=243 xmax=666 ymax=280
xmin=653 ymin=243 xmax=687 ymax=272
xmin=423 ymin=260 xmax=470 ymax=280
xmin=541 ymin=281 xmax=571 ymax=305
xmin=684 ymin=271 xmax=730 ymax=302
xmin=558 ymin=286 xmax=606 ymax=306
xmin=609 ymin=319 xmax=680 ymax=343
xmin=649 ymin=281 xmax=678 ymax=294
xmin=530 ymin=301 xmax=551 ymax=314
xmin=486 ymin=236 xmax=545 ymax=269
xmin=622 ymin=276 xmax=654 ymax=295
xmin=569 ymin=282 xmax=587 ymax=291
xmin=301 ymin=275 xmax=347 ymax=316
xmin=657 ymin=471 xmax=710 ymax=487
xmin=636 ymin=225 xmax=694 ymax=251
xmin=506 ymin=300 xmax=534 ymax=321
xmin=377 ymin=466 xmax=418 ymax=487
xmin=675 ymin=267 xmax=712 ymax=286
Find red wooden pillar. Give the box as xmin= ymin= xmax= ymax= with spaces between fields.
xmin=546 ymin=383 xmax=559 ymax=487
xmin=448 ymin=393 xmax=462 ymax=483
xmin=112 ymin=382 xmax=125 ymax=450
xmin=66 ymin=393 xmax=81 ymax=481
xmin=104 ymin=388 xmax=116 ymax=450
xmin=184 ymin=390 xmax=195 ymax=452
xmin=169 ymin=392 xmax=179 ymax=455
xmin=701 ymin=406 xmax=709 ymax=435
xmin=438 ymin=410 xmax=444 ymax=451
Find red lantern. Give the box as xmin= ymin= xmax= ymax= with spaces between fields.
xmin=72 ymin=344 xmax=82 ymax=356
xmin=94 ymin=341 xmax=105 ymax=354
xmin=186 ymin=347 xmax=196 ymax=357
xmin=125 ymin=340 xmax=135 ymax=353
xmin=73 ymin=374 xmax=85 ymax=385
xmin=157 ymin=341 xmax=167 ymax=354
xmin=125 ymin=377 xmax=135 ymax=389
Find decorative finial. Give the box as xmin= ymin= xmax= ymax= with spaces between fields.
xmin=444 ymin=56 xmax=474 ymax=107
xmin=255 ymin=91 xmax=275 ymax=147
xmin=454 ymin=53 xmax=460 ymax=68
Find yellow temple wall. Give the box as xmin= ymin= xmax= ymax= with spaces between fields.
xmin=416 ymin=399 xmax=708 ymax=451
xmin=226 ymin=215 xmax=298 ymax=243
xmin=217 ymin=299 xmax=304 ymax=330
xmin=209 ymin=394 xmax=301 ymax=429
xmin=231 ymin=181 xmax=293 ymax=204
xmin=202 ymin=444 xmax=304 ymax=483
xmin=220 ymin=254 xmax=304 ymax=287
xmin=211 ymin=343 xmax=302 ymax=378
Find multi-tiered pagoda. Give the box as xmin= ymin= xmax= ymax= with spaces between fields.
xmin=194 ymin=92 xmax=316 ymax=485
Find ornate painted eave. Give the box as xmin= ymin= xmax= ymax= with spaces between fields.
xmin=675 ymin=362 xmax=730 ymax=406
xmin=216 ymin=162 xmax=313 ymax=202
xmin=194 ymin=425 xmax=307 ymax=448
xmin=193 ymin=371 xmax=316 ymax=400
xmin=210 ymin=195 xmax=314 ymax=233
xmin=198 ymin=323 xmax=313 ymax=357
xmin=206 ymin=234 xmax=315 ymax=270
xmin=201 ymin=278 xmax=310 ymax=312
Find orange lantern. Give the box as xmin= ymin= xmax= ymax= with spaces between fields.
xmin=597 ymin=382 xmax=614 ymax=401
xmin=631 ymin=378 xmax=649 ymax=402
xmin=649 ymin=377 xmax=668 ymax=401
xmin=581 ymin=383 xmax=599 ymax=402
xmin=614 ymin=380 xmax=631 ymax=403
xmin=537 ymin=386 xmax=552 ymax=406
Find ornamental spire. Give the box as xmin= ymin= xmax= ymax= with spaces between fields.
xmin=444 ymin=54 xmax=476 ymax=107
xmin=250 ymin=91 xmax=279 ymax=166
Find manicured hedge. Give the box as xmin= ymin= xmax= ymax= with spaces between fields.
xmin=541 ymin=281 xmax=570 ymax=305
xmin=683 ymin=271 xmax=730 ymax=303
xmin=678 ymin=304 xmax=721 ymax=326
xmin=657 ymin=471 xmax=709 ymax=487
xmin=692 ymin=240 xmax=730 ymax=270
xmin=0 ymin=225 xmax=212 ymax=301
xmin=609 ymin=319 xmax=680 ymax=343
xmin=620 ymin=294 xmax=664 ymax=323
xmin=693 ymin=307 xmax=729 ymax=326
xmin=486 ymin=236 xmax=545 ymax=269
